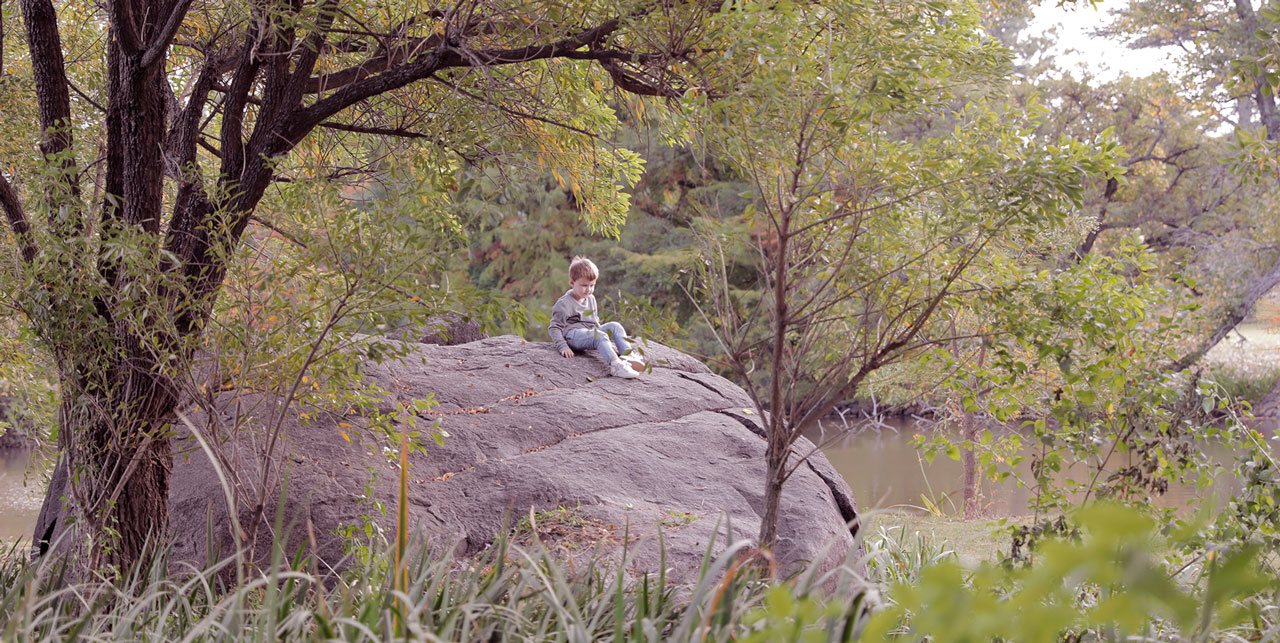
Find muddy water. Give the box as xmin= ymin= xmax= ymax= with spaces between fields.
xmin=806 ymin=416 xmax=1268 ymax=516
xmin=0 ymin=450 xmax=42 ymax=543
xmin=805 ymin=418 xmax=1043 ymax=515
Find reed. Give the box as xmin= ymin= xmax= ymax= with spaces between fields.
xmin=0 ymin=517 xmax=881 ymax=641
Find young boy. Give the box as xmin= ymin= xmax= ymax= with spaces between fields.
xmin=548 ymin=256 xmax=644 ymax=379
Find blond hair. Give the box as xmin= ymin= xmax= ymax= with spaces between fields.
xmin=568 ymin=256 xmax=599 ymax=282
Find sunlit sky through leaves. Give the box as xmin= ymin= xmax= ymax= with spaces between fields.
xmin=1028 ymin=0 xmax=1181 ymax=81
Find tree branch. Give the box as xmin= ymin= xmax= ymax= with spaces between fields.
xmin=317 ymin=120 xmax=432 ymax=139
xmin=1171 ymin=252 xmax=1280 ymax=371
xmin=293 ymin=18 xmax=625 ymax=132
xmin=68 ymin=78 xmax=107 ymax=113
xmin=793 ymin=221 xmax=1006 ymax=430
xmin=304 ymin=34 xmax=443 ymax=94
xmin=161 ymin=59 xmax=221 ymax=271
xmin=252 ymin=3 xmax=302 ymax=146
xmin=19 ymin=0 xmax=82 ymax=206
xmin=107 ymin=0 xmax=145 ymax=54
xmin=426 ymin=76 xmax=601 ymax=139
xmin=283 ymin=0 xmax=340 ymax=105
xmin=598 ymin=59 xmax=684 ymax=98
xmin=141 ymin=0 xmax=196 ymax=68
xmin=218 ymin=24 xmax=264 ymax=187
xmin=0 ymin=173 xmax=38 ymax=263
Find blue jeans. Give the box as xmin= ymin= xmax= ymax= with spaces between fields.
xmin=565 ymin=322 xmax=633 ymax=365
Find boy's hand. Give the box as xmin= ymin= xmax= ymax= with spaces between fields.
xmin=560 ymin=348 xmax=574 ymax=358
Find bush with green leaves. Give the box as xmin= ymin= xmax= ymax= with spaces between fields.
xmin=864 ymin=503 xmax=1280 ymax=642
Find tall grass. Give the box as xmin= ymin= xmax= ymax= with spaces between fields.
xmin=5 ymin=509 xmax=1278 ymax=641
xmin=0 ymin=515 xmax=889 ymax=642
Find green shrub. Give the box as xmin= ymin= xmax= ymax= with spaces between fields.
xmin=861 ymin=503 xmax=1279 ymax=642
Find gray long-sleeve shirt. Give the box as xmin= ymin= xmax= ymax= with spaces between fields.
xmin=548 ymin=290 xmax=600 ymax=353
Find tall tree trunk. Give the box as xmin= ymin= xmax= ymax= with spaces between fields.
xmin=759 ymin=435 xmax=787 ymax=552
xmin=30 ymin=2 xmax=180 ymax=574
xmin=759 ymin=204 xmax=791 ymax=552
xmin=73 ymin=383 xmax=176 ymax=570
xmin=961 ymin=341 xmax=986 ymax=519
xmin=70 ymin=19 xmax=174 ymax=573
xmin=36 ymin=367 xmax=179 ymax=573
xmin=961 ymin=411 xmax=979 ymax=519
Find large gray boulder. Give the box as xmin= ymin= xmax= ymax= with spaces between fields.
xmin=46 ymin=335 xmax=860 ymax=580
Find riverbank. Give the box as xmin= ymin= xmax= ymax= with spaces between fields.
xmin=869 ymin=510 xmax=1029 ymax=569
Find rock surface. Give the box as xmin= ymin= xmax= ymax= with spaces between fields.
xmin=45 ymin=335 xmax=860 ymax=580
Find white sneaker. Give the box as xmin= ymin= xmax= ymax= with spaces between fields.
xmin=610 ymin=359 xmax=640 ymax=379
xmin=621 ymin=350 xmax=646 ymax=371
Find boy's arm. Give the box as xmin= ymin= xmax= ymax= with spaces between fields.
xmin=548 ymin=299 xmax=571 ymax=353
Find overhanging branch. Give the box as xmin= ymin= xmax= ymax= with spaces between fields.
xmin=317 ymin=120 xmax=432 ymax=139
xmin=1171 ymin=252 xmax=1280 ymax=371
xmin=294 ymin=18 xmax=626 ymax=131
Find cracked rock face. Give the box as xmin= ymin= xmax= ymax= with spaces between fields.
xmin=166 ymin=335 xmax=859 ymax=580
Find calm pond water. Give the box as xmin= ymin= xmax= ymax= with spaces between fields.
xmin=0 ymin=450 xmax=42 ymax=542
xmin=808 ymin=416 xmax=1277 ymax=516
xmin=0 ymin=418 xmax=1274 ymax=542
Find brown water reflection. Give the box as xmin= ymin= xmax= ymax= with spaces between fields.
xmin=0 ymin=450 xmax=41 ymax=543
xmin=805 ymin=416 xmax=1274 ymax=516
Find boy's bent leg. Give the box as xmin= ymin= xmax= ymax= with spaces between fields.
xmin=590 ymin=328 xmax=620 ymax=364
xmin=566 ymin=328 xmax=618 ymax=365
xmin=588 ymin=325 xmax=639 ymax=378
xmin=600 ymin=321 xmax=634 ymax=355
xmin=602 ymin=321 xmax=643 ymax=369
